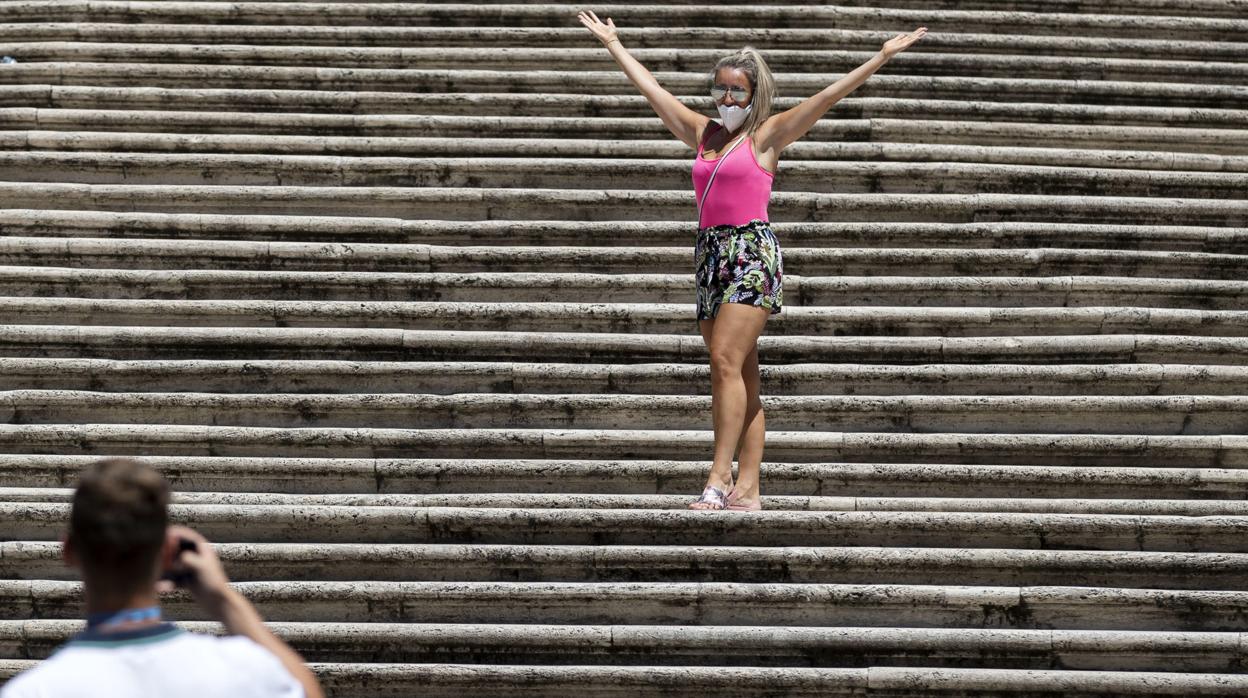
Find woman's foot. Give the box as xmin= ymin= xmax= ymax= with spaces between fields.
xmin=689 ymin=474 xmax=734 ymax=510
xmin=688 ymin=485 xmax=728 ymax=510
xmin=725 ymin=488 xmax=762 ymax=512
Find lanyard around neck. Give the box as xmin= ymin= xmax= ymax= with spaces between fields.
xmin=87 ymin=605 xmax=162 ymax=630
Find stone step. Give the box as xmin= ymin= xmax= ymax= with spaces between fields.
xmin=7 ymin=24 xmax=1247 ymax=60
xmin=3 ymin=360 xmax=1248 ymax=397
xmin=299 ymin=0 xmax=1245 ymax=16
xmin=5 ymin=326 xmax=1247 ymax=365
xmin=4 ymin=269 xmax=1247 ymax=310
xmin=8 ymin=44 xmax=1248 ymax=86
xmin=12 ymin=91 xmax=1248 ymax=130
xmin=5 ymin=185 xmax=1245 ymax=226
xmin=8 ymin=0 xmax=1248 ymax=20
xmin=6 ymin=239 xmax=1247 ymax=279
xmin=5 ymin=455 xmax=1248 ymax=499
xmin=2 ymin=660 xmax=1244 ymax=698
xmin=349 ymin=0 xmax=1248 ymax=17
xmin=10 ymin=153 xmax=1248 ymax=198
xmin=7 ymin=64 xmax=1246 ymax=110
xmin=5 ymin=619 xmax=1248 ymax=670
xmin=7 ymin=211 xmax=1245 ymax=253
xmin=8 ymin=501 xmax=1248 ymax=550
xmin=249 ymin=664 xmax=1248 ymax=698
xmin=12 ymin=488 xmax=1248 ymax=516
xmin=2 ymin=424 xmax=1242 ymax=466
xmin=6 ymin=579 xmax=1248 ymax=630
xmin=12 ymin=133 xmax=1248 ymax=176
xmin=8 ymin=299 xmax=1248 ymax=338
xmin=3 ymin=0 xmax=1244 ymax=688
xmin=9 ymin=539 xmax=1248 ymax=589
xmin=9 ymin=3 xmax=1246 ymax=41
xmin=12 ymin=112 xmax=1247 ymax=156
xmin=5 ymin=391 xmax=1247 ymax=435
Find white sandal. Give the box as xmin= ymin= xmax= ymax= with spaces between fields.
xmin=688 ymin=485 xmax=729 ymax=510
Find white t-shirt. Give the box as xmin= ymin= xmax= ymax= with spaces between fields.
xmin=0 ymin=623 xmax=303 ymax=698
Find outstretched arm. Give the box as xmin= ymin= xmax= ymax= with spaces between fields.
xmin=757 ymin=28 xmax=927 ymax=154
xmin=579 ymin=11 xmax=710 ymax=149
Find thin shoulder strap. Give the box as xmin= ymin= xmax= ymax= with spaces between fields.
xmin=696 ymin=131 xmax=748 ymax=228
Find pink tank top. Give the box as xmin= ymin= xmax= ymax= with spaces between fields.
xmin=691 ymin=122 xmax=775 ymax=229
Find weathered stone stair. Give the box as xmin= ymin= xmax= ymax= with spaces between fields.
xmin=2 ymin=1 xmax=1248 ymax=695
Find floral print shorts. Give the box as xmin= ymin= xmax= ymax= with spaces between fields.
xmin=694 ymin=219 xmax=784 ymax=321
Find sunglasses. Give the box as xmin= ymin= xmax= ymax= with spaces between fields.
xmin=710 ymin=84 xmax=750 ymax=102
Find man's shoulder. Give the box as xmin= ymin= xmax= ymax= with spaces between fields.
xmin=176 ymin=634 xmax=304 ymax=697
xmin=1 ymin=664 xmax=42 ymax=698
xmin=1 ymin=640 xmax=127 ymax=697
xmin=154 ymin=632 xmax=304 ymax=693
xmin=187 ymin=633 xmax=285 ymax=665
xmin=1 ymin=628 xmax=302 ymax=698
xmin=0 ymin=649 xmax=110 ymax=698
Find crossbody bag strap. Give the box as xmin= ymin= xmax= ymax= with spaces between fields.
xmin=696 ymin=132 xmax=748 ymax=228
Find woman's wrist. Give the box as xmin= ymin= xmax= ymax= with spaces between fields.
xmin=604 ymin=38 xmax=620 ymax=48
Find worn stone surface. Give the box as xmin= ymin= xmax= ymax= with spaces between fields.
xmin=11 ymin=579 xmax=1248 ymax=632
xmin=4 ymin=390 xmax=1248 ymax=434
xmin=3 ymin=0 xmax=1248 ymax=692
xmin=4 ymin=358 xmax=1248 ymax=396
xmin=3 ymin=209 xmax=1245 ymax=252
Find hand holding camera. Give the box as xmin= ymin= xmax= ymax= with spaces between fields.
xmin=159 ymin=525 xmax=232 ymax=608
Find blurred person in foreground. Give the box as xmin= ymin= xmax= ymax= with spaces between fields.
xmin=0 ymin=457 xmax=323 ymax=698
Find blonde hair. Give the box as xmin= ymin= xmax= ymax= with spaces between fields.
xmin=710 ymin=46 xmax=776 ymax=136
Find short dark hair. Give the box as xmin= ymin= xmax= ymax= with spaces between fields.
xmin=69 ymin=458 xmax=170 ymax=587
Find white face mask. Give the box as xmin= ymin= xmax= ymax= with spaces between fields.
xmin=717 ymin=103 xmax=752 ymax=132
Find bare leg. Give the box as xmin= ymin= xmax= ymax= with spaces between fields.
xmin=732 ymin=344 xmax=764 ymax=506
xmin=689 ymin=303 xmax=769 ymax=509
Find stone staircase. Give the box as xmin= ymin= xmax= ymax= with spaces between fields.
xmin=2 ymin=1 xmax=1248 ymax=695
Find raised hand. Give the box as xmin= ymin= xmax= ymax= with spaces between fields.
xmin=578 ymin=10 xmax=619 ymax=46
xmin=882 ymin=27 xmax=927 ymax=59
xmin=157 ymin=525 xmax=231 ymax=601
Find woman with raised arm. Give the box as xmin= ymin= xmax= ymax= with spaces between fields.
xmin=578 ymin=11 xmax=927 ymax=511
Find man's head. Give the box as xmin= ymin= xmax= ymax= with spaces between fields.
xmin=64 ymin=458 xmax=171 ymax=596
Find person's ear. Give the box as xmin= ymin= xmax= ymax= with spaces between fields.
xmin=61 ymin=532 xmax=78 ymax=569
xmin=159 ymin=527 xmax=181 ymax=571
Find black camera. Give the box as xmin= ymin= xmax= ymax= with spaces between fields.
xmin=160 ymin=538 xmax=198 ymax=587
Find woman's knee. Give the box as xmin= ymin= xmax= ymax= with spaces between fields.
xmin=708 ymin=345 xmax=747 ymax=379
